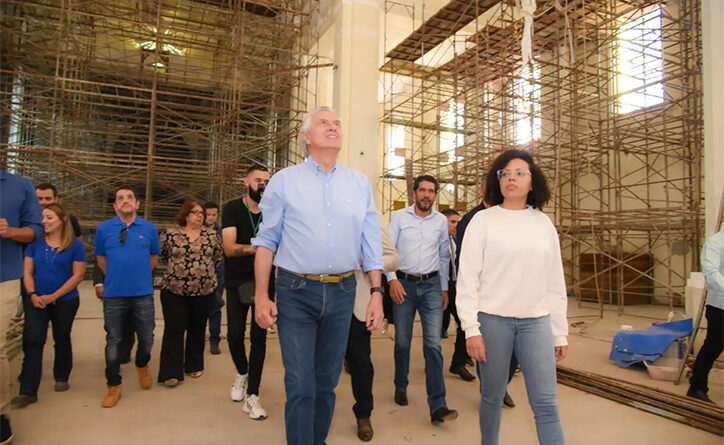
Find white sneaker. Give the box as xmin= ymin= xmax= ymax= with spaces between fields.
xmin=230 ymin=373 xmax=248 ymax=402
xmin=242 ymin=394 xmax=268 ymax=420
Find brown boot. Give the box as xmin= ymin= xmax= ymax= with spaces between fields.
xmin=101 ymin=386 xmax=121 ymax=408
xmin=356 ymin=417 xmax=373 ymax=441
xmin=137 ymin=365 xmax=152 ymax=389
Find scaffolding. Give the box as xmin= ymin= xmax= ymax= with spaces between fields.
xmin=381 ymin=0 xmax=703 ymax=312
xmin=0 ymin=0 xmax=320 ymax=226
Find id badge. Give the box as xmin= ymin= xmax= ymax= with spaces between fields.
xmin=250 ymin=237 xmax=256 ymax=245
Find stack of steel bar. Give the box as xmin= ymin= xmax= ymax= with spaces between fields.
xmin=557 ymin=366 xmax=723 ymax=436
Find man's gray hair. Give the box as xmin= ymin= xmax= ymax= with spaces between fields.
xmin=299 ymin=106 xmax=337 ymax=156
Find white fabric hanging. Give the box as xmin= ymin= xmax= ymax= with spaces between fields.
xmin=518 ymin=0 xmax=536 ymax=67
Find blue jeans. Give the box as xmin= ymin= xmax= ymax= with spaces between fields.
xmin=276 ymin=269 xmax=356 ymax=445
xmin=476 ymin=312 xmax=564 ymax=445
xmin=208 ymin=287 xmax=223 ymax=344
xmin=103 ymin=295 xmax=155 ymax=386
xmin=393 ymin=277 xmax=446 ymax=414
xmin=20 ymin=297 xmax=79 ymax=396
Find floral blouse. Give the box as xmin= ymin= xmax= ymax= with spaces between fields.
xmin=160 ymin=226 xmax=223 ymax=296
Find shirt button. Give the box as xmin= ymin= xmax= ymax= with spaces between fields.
xmin=329 ymin=244 xmax=333 ymax=247
xmin=328 ymin=265 xmax=332 ymax=269
xmin=328 ymin=223 xmax=332 ymax=227
xmin=327 ymin=202 xmax=331 ymax=206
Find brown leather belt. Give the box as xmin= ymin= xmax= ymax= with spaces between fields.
xmin=280 ymin=268 xmax=355 ymax=283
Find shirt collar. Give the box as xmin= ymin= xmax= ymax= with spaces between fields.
xmin=305 ymin=156 xmax=338 ymax=175
xmin=112 ymin=215 xmax=140 ymax=226
xmin=405 ymin=204 xmax=438 ymax=220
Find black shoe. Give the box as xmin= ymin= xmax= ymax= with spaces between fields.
xmin=503 ymin=391 xmax=515 ymax=408
xmin=465 ymin=357 xmax=474 ymax=367
xmin=449 ymin=365 xmax=475 ymax=382
xmin=0 ymin=415 xmax=13 ymax=445
xmin=210 ymin=342 xmax=221 ymax=355
xmin=394 ymin=389 xmax=408 ymax=406
xmin=431 ymin=406 xmax=458 ymax=425
xmin=11 ymin=393 xmax=37 ymax=408
xmin=687 ymin=387 xmax=714 ymax=404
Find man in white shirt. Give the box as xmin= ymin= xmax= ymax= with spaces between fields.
xmin=387 ymin=175 xmax=458 ymax=425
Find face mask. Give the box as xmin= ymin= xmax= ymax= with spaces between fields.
xmin=249 ymin=183 xmax=265 ymax=203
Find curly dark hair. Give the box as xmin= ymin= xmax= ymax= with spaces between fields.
xmin=413 ymin=174 xmax=438 ymax=192
xmin=483 ymin=149 xmax=550 ymax=210
xmin=175 ymin=200 xmax=205 ymax=226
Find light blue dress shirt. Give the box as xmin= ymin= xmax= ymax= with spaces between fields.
xmin=385 ymin=205 xmax=450 ymax=291
xmin=701 ymin=229 xmax=724 ymax=310
xmin=253 ymin=157 xmax=383 ymax=275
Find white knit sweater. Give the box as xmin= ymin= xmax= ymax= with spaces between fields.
xmin=455 ymin=205 xmax=569 ymax=346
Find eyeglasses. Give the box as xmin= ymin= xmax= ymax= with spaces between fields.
xmin=497 ymin=169 xmax=531 ymax=180
xmin=119 ymin=226 xmax=128 ymax=244
xmin=189 ymin=210 xmax=205 ymax=215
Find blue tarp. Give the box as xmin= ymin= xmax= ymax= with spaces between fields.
xmin=609 ymin=318 xmax=693 ymax=368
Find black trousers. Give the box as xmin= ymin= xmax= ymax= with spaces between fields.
xmin=690 ymin=305 xmax=723 ymax=391
xmin=158 ymin=289 xmax=214 ymax=382
xmin=227 ymin=285 xmax=268 ymax=396
xmin=446 ymin=281 xmax=470 ymax=368
xmin=345 ymin=316 xmax=374 ymax=419
xmin=20 ymin=297 xmax=79 ymax=396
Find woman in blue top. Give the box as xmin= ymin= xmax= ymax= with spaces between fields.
xmin=11 ymin=203 xmax=86 ymax=408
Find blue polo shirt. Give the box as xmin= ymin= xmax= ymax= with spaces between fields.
xmin=25 ymin=238 xmax=86 ymax=301
xmin=0 ymin=171 xmax=44 ymax=283
xmin=94 ymin=215 xmax=160 ymax=297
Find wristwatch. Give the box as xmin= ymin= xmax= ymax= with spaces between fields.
xmin=369 ymin=286 xmax=384 ymax=295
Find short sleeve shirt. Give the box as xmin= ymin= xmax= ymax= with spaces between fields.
xmin=160 ymin=226 xmax=222 ymax=296
xmin=25 ymin=238 xmax=86 ymax=301
xmin=94 ymin=216 xmax=160 ymax=297
xmin=222 ymin=198 xmax=262 ymax=286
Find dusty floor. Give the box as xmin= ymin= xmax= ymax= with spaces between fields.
xmin=5 ymin=282 xmax=723 ymax=444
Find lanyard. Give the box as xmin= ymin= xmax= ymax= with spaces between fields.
xmin=244 ymin=198 xmax=262 ymax=236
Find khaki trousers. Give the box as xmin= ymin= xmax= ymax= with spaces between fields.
xmin=0 ymin=279 xmax=20 ymax=414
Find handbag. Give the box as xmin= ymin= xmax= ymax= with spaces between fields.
xmin=235 ymin=280 xmax=255 ymax=305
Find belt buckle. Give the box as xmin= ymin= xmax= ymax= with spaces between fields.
xmin=319 ymin=274 xmax=337 ymax=283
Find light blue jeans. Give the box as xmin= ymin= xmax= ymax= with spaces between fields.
xmin=476 ymin=312 xmax=564 ymax=445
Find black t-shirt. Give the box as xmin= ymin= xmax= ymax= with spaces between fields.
xmin=222 ymin=197 xmax=262 ymax=286
xmin=69 ymin=213 xmax=82 ymax=238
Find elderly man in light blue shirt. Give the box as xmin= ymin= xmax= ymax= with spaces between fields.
xmin=253 ymin=107 xmax=384 ymax=445
xmin=688 ymin=222 xmax=724 ymax=404
xmin=387 ymin=174 xmax=458 ymax=425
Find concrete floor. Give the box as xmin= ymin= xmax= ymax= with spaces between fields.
xmin=6 ymin=282 xmax=723 ymax=444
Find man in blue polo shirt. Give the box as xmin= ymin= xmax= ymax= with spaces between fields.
xmin=0 ymin=170 xmax=43 ymax=444
xmin=95 ymin=185 xmax=160 ymax=408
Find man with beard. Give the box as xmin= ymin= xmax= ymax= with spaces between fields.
xmin=95 ymin=185 xmax=159 ymax=407
xmin=387 ymin=174 xmax=458 ymax=425
xmin=35 ymin=183 xmax=82 ymax=240
xmin=221 ymin=166 xmax=272 ymax=420
xmin=253 ymin=107 xmax=384 ymax=445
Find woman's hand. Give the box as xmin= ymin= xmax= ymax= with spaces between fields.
xmin=555 ymin=345 xmax=568 ymax=362
xmin=466 ymin=335 xmax=486 ymax=363
xmin=31 ymin=294 xmax=46 ymax=309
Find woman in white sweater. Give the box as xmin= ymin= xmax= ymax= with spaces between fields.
xmin=456 ymin=149 xmax=568 ymax=445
